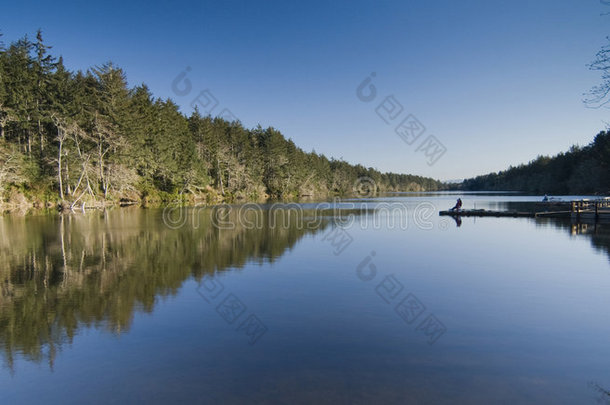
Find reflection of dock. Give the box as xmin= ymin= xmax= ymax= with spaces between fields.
xmin=439 ymin=198 xmax=610 ymax=222
xmin=570 ymin=222 xmax=595 ymax=236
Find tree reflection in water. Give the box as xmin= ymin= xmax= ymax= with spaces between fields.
xmin=0 ymin=207 xmax=331 ymax=370
xmin=1 ymin=206 xmax=608 ymax=371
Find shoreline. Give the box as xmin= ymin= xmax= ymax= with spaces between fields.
xmin=0 ymin=181 xmax=443 ymax=215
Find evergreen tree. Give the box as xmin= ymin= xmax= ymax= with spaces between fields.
xmin=0 ymin=31 xmax=446 ymax=207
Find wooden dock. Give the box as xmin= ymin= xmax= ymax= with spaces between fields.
xmin=439 ymin=209 xmax=534 ymax=218
xmin=439 ymin=198 xmax=610 ymax=221
xmin=570 ymin=199 xmax=610 ymax=221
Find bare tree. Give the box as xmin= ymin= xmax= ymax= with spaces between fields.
xmin=104 ymin=163 xmax=138 ymax=198
xmin=586 ymin=39 xmax=610 ymax=108
xmin=92 ymin=112 xmax=124 ymax=199
xmin=52 ymin=115 xmax=70 ymax=200
xmin=52 ymin=115 xmax=94 ymax=203
xmin=0 ymin=143 xmax=26 ymax=196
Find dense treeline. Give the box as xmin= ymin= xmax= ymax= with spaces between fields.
xmin=0 ymin=31 xmax=443 ymax=209
xmin=460 ymin=131 xmax=610 ymax=194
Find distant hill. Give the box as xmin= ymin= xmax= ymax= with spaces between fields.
xmin=444 ymin=179 xmax=464 ymax=184
xmin=458 ymin=131 xmax=610 ymax=194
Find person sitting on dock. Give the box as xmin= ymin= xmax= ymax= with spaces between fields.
xmin=542 ymin=194 xmax=548 ymax=202
xmin=450 ymin=198 xmax=462 ymax=212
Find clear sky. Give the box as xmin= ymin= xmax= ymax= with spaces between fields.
xmin=1 ymin=0 xmax=609 ymax=180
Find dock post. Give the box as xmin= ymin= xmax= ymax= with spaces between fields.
xmin=595 ymin=201 xmax=599 ymax=221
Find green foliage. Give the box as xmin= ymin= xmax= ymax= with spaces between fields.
xmin=0 ymin=31 xmax=443 ymax=207
xmin=461 ymin=132 xmax=610 ymax=194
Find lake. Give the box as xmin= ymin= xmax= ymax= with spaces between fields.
xmin=1 ymin=192 xmax=610 ymax=404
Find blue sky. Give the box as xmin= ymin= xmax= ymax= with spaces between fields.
xmin=1 ymin=0 xmax=609 ymax=180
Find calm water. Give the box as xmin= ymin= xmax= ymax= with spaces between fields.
xmin=1 ymin=193 xmax=610 ymax=404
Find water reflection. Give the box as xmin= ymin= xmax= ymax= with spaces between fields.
xmin=450 ymin=206 xmax=610 ymax=260
xmin=0 ymin=208 xmax=330 ymax=369
xmin=540 ymin=219 xmax=610 ymax=261
xmin=590 ymin=382 xmax=610 ymax=404
xmin=1 ymin=204 xmax=609 ymax=374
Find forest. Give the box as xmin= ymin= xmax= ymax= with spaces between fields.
xmin=0 ymin=31 xmax=444 ymax=210
xmin=460 ymin=131 xmax=610 ymax=194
